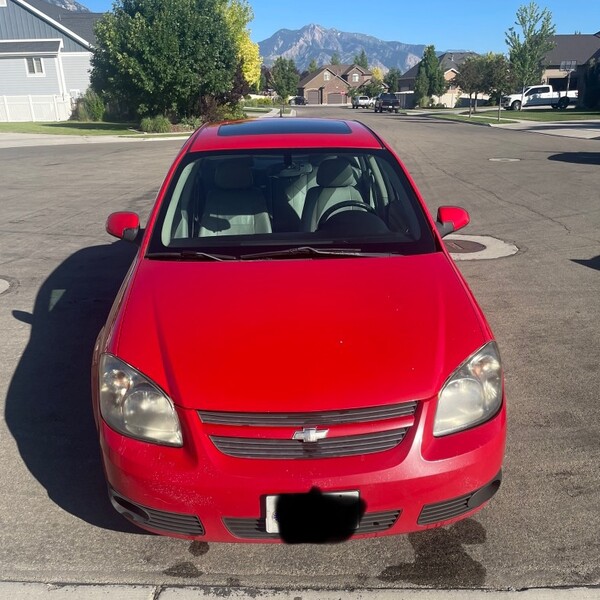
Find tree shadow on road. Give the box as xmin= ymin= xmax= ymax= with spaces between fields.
xmin=548 ymin=152 xmax=600 ymax=165
xmin=378 ymin=519 xmax=487 ymax=588
xmin=5 ymin=240 xmax=144 ymax=533
xmin=572 ymin=255 xmax=600 ymax=272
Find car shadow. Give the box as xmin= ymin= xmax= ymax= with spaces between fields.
xmin=4 ymin=240 xmax=143 ymax=533
xmin=378 ymin=519 xmax=487 ymax=587
xmin=572 ymin=255 xmax=600 ymax=272
xmin=548 ymin=152 xmax=600 ymax=165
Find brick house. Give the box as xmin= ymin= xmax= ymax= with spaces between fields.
xmin=297 ymin=64 xmax=373 ymax=105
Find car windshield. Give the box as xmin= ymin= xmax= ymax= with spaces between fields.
xmin=147 ymin=149 xmax=436 ymax=258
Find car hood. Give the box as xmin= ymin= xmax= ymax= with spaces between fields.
xmin=112 ymin=253 xmax=487 ymax=411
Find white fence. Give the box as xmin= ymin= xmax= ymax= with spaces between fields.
xmin=0 ymin=95 xmax=72 ymax=122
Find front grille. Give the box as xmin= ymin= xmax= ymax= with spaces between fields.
xmin=211 ymin=428 xmax=408 ymax=459
xmin=223 ymin=510 xmax=401 ymax=539
xmin=418 ymin=493 xmax=472 ymax=525
xmin=199 ymin=401 xmax=417 ymax=426
xmin=109 ymin=490 xmax=204 ymax=536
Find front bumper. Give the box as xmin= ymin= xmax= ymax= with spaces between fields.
xmin=99 ymin=397 xmax=506 ymax=542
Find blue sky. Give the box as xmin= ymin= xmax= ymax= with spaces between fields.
xmin=83 ymin=1 xmax=599 ymax=54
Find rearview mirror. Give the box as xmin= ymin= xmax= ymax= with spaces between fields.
xmin=106 ymin=212 xmax=140 ymax=242
xmin=436 ymin=206 xmax=470 ymax=238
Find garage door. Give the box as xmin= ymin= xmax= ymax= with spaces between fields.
xmin=327 ymin=92 xmax=343 ymax=104
xmin=307 ymin=90 xmax=320 ymax=105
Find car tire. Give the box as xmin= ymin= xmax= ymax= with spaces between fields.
xmin=511 ymin=100 xmax=522 ymax=111
xmin=558 ymin=97 xmax=569 ymax=110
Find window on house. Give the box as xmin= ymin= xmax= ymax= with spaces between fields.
xmin=26 ymin=57 xmax=44 ymax=76
xmin=352 ymin=73 xmax=359 ymax=83
xmin=0 ymin=0 xmax=7 ymax=7
xmin=324 ymin=72 xmax=330 ymax=81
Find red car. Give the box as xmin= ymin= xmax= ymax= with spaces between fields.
xmin=94 ymin=118 xmax=505 ymax=543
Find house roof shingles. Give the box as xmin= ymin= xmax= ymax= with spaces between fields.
xmin=544 ymin=33 xmax=600 ymax=67
xmin=0 ymin=39 xmax=61 ymax=54
xmin=399 ymin=52 xmax=478 ymax=80
xmin=18 ymin=0 xmax=103 ymax=46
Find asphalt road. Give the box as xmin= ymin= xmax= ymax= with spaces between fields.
xmin=0 ymin=108 xmax=599 ymax=592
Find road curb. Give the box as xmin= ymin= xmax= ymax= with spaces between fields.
xmin=0 ymin=582 xmax=598 ymax=599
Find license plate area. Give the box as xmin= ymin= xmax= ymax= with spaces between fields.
xmin=265 ymin=490 xmax=360 ymax=535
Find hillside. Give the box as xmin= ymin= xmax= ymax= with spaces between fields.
xmin=258 ymin=23 xmax=425 ymax=73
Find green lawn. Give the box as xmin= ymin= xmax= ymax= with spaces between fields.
xmin=243 ymin=107 xmax=273 ymax=113
xmin=0 ymin=121 xmax=138 ymax=135
xmin=430 ymin=113 xmax=519 ymax=125
xmin=476 ymin=108 xmax=600 ymax=122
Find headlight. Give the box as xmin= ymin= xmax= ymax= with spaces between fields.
xmin=434 ymin=342 xmax=503 ymax=437
xmin=99 ymin=354 xmax=183 ymax=446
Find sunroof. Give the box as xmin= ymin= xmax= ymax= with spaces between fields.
xmin=218 ymin=119 xmax=352 ymax=137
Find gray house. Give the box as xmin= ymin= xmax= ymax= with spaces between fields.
xmin=0 ymin=0 xmax=102 ymax=121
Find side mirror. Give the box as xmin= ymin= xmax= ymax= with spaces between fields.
xmin=436 ymin=206 xmax=470 ymax=238
xmin=106 ymin=212 xmax=140 ymax=242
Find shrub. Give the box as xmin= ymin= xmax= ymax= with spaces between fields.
xmin=140 ymin=115 xmax=172 ymax=133
xmin=179 ymin=115 xmax=203 ymax=130
xmin=242 ymin=96 xmax=275 ymax=107
xmin=83 ymin=90 xmax=105 ymax=121
xmin=201 ymin=97 xmax=245 ymax=123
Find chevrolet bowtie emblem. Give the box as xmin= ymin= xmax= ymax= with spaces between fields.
xmin=292 ymin=427 xmax=329 ymax=443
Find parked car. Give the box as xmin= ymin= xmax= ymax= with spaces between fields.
xmin=374 ymin=93 xmax=400 ymax=113
xmin=97 ymin=118 xmax=506 ymax=543
xmin=501 ymin=85 xmax=578 ymax=110
xmin=289 ymin=96 xmax=306 ymax=105
xmin=351 ymin=95 xmax=373 ymax=108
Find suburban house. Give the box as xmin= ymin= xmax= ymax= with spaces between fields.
xmin=297 ymin=63 xmax=374 ymax=104
xmin=0 ymin=0 xmax=102 ymax=121
xmin=542 ymin=32 xmax=600 ymax=105
xmin=397 ymin=52 xmax=479 ymax=108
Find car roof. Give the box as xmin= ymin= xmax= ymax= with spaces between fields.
xmin=187 ymin=118 xmax=384 ymax=152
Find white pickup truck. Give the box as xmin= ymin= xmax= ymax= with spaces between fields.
xmin=502 ymin=85 xmax=578 ymax=111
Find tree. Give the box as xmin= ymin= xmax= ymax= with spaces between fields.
xmin=308 ymin=58 xmax=319 ymax=73
xmin=505 ymin=1 xmax=555 ymax=93
xmin=361 ymin=73 xmax=385 ymax=98
xmin=384 ymin=67 xmax=402 ymax=93
xmin=583 ymin=58 xmax=600 ymax=109
xmin=371 ymin=66 xmax=384 ymax=82
xmin=223 ymin=0 xmax=261 ymax=94
xmin=453 ymin=55 xmax=487 ymax=115
xmin=91 ymin=0 xmax=237 ymax=119
xmin=354 ymin=49 xmax=368 ymax=69
xmin=482 ymin=53 xmax=513 ymax=120
xmin=330 ymin=51 xmax=341 ymax=65
xmin=414 ymin=45 xmax=446 ymax=106
xmin=271 ymin=57 xmax=299 ymax=100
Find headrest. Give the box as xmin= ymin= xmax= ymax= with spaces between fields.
xmin=214 ymin=161 xmax=253 ymax=189
xmin=316 ymin=158 xmax=355 ymax=187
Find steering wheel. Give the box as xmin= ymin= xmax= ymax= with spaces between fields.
xmin=317 ymin=201 xmax=377 ymax=229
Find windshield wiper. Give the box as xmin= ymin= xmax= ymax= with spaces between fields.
xmin=241 ymin=246 xmax=387 ymax=260
xmin=145 ymin=251 xmax=236 ymax=261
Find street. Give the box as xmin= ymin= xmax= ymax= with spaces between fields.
xmin=0 ymin=108 xmax=598 ymax=591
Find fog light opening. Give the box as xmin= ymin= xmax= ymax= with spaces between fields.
xmin=111 ymin=494 xmax=150 ymax=523
xmin=467 ymin=478 xmax=501 ymax=509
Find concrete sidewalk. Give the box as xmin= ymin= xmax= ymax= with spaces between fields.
xmin=0 ymin=582 xmax=598 ymax=599
xmin=489 ymin=118 xmax=600 ymax=140
xmin=0 ymin=131 xmax=191 ymax=148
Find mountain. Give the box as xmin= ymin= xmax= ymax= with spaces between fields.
xmin=258 ymin=24 xmax=425 ymax=74
xmin=45 ymin=0 xmax=90 ymax=12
